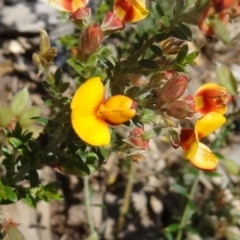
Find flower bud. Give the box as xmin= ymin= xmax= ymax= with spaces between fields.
xmin=183 ymin=94 xmax=195 ymax=113
xmin=79 ymin=24 xmax=103 ymax=58
xmin=70 ymin=7 xmax=91 ymax=29
xmin=127 ymin=127 xmax=149 ymax=149
xmin=161 ymin=38 xmax=184 ymax=55
xmin=159 ymin=76 xmax=189 ymax=103
xmin=166 ymin=100 xmax=193 ymax=119
xmin=39 ymin=29 xmax=50 ymax=54
xmin=101 ymin=11 xmax=125 ymax=37
xmin=32 ymin=53 xmax=43 ymax=69
xmin=126 ymin=73 xmax=149 ymax=87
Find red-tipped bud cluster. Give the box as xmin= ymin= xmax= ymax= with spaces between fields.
xmin=79 ymin=24 xmax=103 ymax=57
xmin=69 ymin=7 xmax=91 ymax=29
xmin=128 ymin=127 xmax=149 ymax=150
xmin=159 ymin=76 xmax=189 ymax=103
xmin=166 ymin=100 xmax=194 ymax=119
xmin=101 ymin=11 xmax=125 ymax=37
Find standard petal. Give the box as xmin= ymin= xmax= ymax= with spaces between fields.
xmin=189 ymin=142 xmax=218 ymax=171
xmin=195 ymin=112 xmax=226 ymax=139
xmin=113 ymin=0 xmax=149 ymax=23
xmin=71 ymin=77 xmax=104 ymax=110
xmin=71 ymin=77 xmax=110 ymax=146
xmin=100 ymin=95 xmax=137 ymax=125
xmin=49 ymin=0 xmax=88 ymax=12
xmin=194 ymin=83 xmax=230 ymax=115
xmin=72 ymin=108 xmax=110 ymax=146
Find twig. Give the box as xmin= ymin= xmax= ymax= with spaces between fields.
xmin=84 ymin=176 xmax=95 ymax=235
xmin=115 ymin=161 xmax=136 ymax=239
xmin=176 ymin=171 xmax=200 ymax=240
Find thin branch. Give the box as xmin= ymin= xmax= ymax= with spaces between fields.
xmin=84 ymin=176 xmax=95 ymax=235
xmin=115 ymin=161 xmax=136 ymax=239
xmin=176 ymin=172 xmax=200 ymax=240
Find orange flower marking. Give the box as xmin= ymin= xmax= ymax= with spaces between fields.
xmin=49 ymin=0 xmax=88 ymax=13
xmin=71 ymin=77 xmax=137 ymax=146
xmin=180 ymin=112 xmax=226 ymax=170
xmin=194 ymin=83 xmax=231 ymax=115
xmin=113 ymin=0 xmax=149 ymax=22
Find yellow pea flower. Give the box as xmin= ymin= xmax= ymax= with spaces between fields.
xmin=113 ymin=0 xmax=149 ymax=23
xmin=71 ymin=77 xmax=137 ymax=146
xmin=180 ymin=112 xmax=226 ymax=171
xmin=194 ymin=83 xmax=231 ymax=115
xmin=49 ymin=0 xmax=88 ymax=13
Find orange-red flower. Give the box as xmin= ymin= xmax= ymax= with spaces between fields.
xmin=113 ymin=0 xmax=149 ymax=23
xmin=49 ymin=0 xmax=88 ymax=13
xmin=71 ymin=77 xmax=137 ymax=146
xmin=194 ymin=83 xmax=231 ymax=115
xmin=180 ymin=112 xmax=226 ymax=170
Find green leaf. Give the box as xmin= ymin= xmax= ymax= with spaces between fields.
xmin=54 ymin=67 xmax=63 ymax=85
xmin=11 ymin=87 xmax=30 ymax=117
xmin=183 ymin=50 xmax=199 ymax=64
xmin=0 ymin=182 xmax=17 ymax=203
xmin=21 ymin=131 xmax=33 ymax=143
xmin=1 ymin=146 xmax=12 ymax=157
xmin=172 ymin=183 xmax=188 ymax=197
xmin=159 ymin=16 xmax=170 ymax=27
xmin=23 ymin=194 xmax=36 ymax=208
xmin=44 ymin=181 xmax=61 ymax=191
xmin=0 ymin=107 xmax=13 ymax=127
xmin=4 ymin=186 xmax=17 ymax=202
xmin=211 ymin=19 xmax=231 ymax=44
xmin=150 ymin=45 xmax=163 ymax=57
xmin=176 ymin=44 xmax=189 ymax=63
xmin=8 ymin=137 xmax=23 ymax=149
xmin=223 ymin=159 xmax=239 ymax=175
xmin=134 ymin=34 xmax=144 ymax=51
xmin=5 ymin=226 xmax=25 ymax=240
xmin=58 ymin=82 xmax=70 ymax=93
xmin=19 ymin=107 xmax=40 ymax=127
xmin=170 ymin=24 xmax=192 ymax=41
xmin=216 ymin=64 xmax=237 ymax=95
xmin=165 ymin=223 xmax=179 ymax=232
xmin=155 ymin=3 xmax=165 ymax=16
xmin=174 ymin=0 xmax=184 ymax=14
xmin=31 ymin=117 xmax=49 ymax=126
xmin=67 ymin=57 xmax=84 ymax=74
xmin=29 ymin=169 xmax=39 ymax=188
xmin=12 ymin=122 xmax=22 ymax=138
xmin=73 ymin=158 xmax=91 ymax=175
xmin=155 ymin=31 xmax=170 ymax=42
xmin=44 ymin=99 xmax=53 ymax=107
xmin=182 ymin=0 xmax=198 ymax=12
xmin=138 ymin=59 xmax=159 ymax=69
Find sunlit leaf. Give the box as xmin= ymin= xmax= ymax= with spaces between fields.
xmin=216 ymin=64 xmax=237 ymax=95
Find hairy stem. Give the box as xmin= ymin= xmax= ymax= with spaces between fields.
xmin=176 ymin=172 xmax=200 ymax=240
xmin=115 ymin=161 xmax=136 ymax=239
xmin=128 ymin=35 xmax=156 ymax=61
